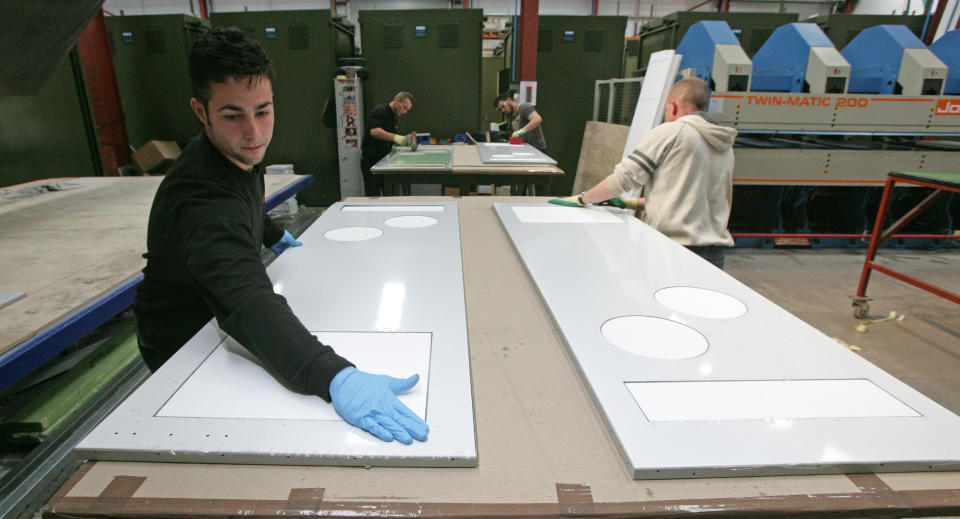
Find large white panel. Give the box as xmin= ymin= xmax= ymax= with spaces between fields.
xmin=512 ymin=206 xmax=623 ymax=224
xmin=622 ymin=50 xmax=682 ymax=162
xmin=76 ymin=201 xmax=475 ymax=467
xmin=495 ymin=202 xmax=960 ymax=479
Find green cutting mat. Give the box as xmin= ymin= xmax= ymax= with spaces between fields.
xmin=383 ymin=150 xmax=451 ymax=168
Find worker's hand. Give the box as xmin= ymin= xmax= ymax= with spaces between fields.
xmin=329 ymin=366 xmax=429 ymax=444
xmin=548 ymin=195 xmax=584 ymax=207
xmin=269 ymin=230 xmax=302 ymax=256
xmin=511 ymin=129 xmax=526 ymax=138
xmin=393 ymin=134 xmax=409 ymax=146
xmin=597 ymin=196 xmax=639 ymax=210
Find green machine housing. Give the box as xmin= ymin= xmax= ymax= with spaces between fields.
xmin=359 ymin=9 xmax=483 ymax=142
xmin=627 ymin=11 xmax=799 ymax=77
xmin=211 ymin=10 xmax=354 ymax=206
xmin=536 ymin=15 xmax=626 ymax=197
xmin=0 ymin=48 xmax=101 ymax=187
xmin=105 ymin=14 xmax=210 ymax=150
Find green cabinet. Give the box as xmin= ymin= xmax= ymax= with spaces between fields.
xmin=359 ymin=9 xmax=482 ymax=141
xmin=0 ymin=49 xmax=100 ymax=187
xmin=105 ymin=14 xmax=209 ymax=150
xmin=536 ymin=15 xmax=626 ymax=196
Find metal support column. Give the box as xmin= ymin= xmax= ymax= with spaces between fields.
xmin=75 ymin=9 xmax=130 ymax=176
xmin=519 ymin=0 xmax=539 ymax=83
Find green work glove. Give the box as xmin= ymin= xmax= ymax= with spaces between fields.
xmin=393 ymin=134 xmax=408 ymax=146
xmin=548 ymin=195 xmax=584 ymax=207
xmin=511 ymin=129 xmax=526 ymax=138
xmin=597 ymin=196 xmax=639 ymax=210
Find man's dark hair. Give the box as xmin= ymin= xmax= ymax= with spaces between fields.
xmin=493 ymin=92 xmax=512 ymax=108
xmin=189 ymin=27 xmax=274 ymax=110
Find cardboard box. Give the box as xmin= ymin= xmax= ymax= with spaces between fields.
xmin=133 ymin=140 xmax=180 ymax=174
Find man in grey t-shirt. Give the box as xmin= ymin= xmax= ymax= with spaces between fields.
xmin=494 ymin=93 xmax=546 ymax=151
xmin=494 ymin=93 xmax=548 ymax=195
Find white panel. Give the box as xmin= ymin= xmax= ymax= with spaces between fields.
xmin=342 ymin=205 xmax=445 ymax=212
xmin=76 ymin=201 xmax=476 ymax=468
xmin=476 ymin=142 xmax=557 ymax=165
xmin=622 ymin=50 xmax=682 ymax=162
xmin=157 ymin=332 xmax=431 ymax=420
xmin=0 ymin=291 xmax=25 ymax=310
xmin=627 ymin=380 xmax=921 ymax=422
xmin=495 ymin=202 xmax=960 ymax=478
xmin=511 ymin=206 xmax=624 ymax=224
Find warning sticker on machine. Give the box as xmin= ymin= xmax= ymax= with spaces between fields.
xmin=935 ymin=99 xmax=960 ymax=115
xmin=708 ymin=97 xmax=724 ymax=114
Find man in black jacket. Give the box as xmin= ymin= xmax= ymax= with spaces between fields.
xmin=360 ymin=92 xmax=413 ymax=196
xmin=134 ymin=28 xmax=428 ymax=445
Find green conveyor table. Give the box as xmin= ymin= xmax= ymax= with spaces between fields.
xmin=371 ymin=144 xmax=563 ymax=195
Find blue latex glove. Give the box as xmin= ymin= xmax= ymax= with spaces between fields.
xmin=270 ymin=230 xmax=302 ymax=256
xmin=329 ymin=366 xmax=429 ymax=444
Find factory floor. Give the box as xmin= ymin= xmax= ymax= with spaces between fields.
xmin=725 ymin=247 xmax=960 ymax=415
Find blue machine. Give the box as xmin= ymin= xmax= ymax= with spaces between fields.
xmin=676 ymin=21 xmax=752 ymax=92
xmin=751 ymin=23 xmax=850 ymax=93
xmin=841 ymin=25 xmax=947 ymax=95
xmin=929 ymin=29 xmax=960 ymax=95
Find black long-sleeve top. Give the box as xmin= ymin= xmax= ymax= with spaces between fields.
xmin=133 ymin=133 xmax=352 ymax=400
xmin=360 ymin=103 xmax=399 ymax=169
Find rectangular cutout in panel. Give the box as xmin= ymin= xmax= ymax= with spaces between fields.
xmin=583 ymin=29 xmax=604 ymax=52
xmin=538 ymin=29 xmax=553 ymax=52
xmin=511 ymin=206 xmax=624 ymax=224
xmin=341 ymin=205 xmax=445 ymax=212
xmin=158 ymin=332 xmax=431 ymax=421
xmin=382 ymin=24 xmax=404 ymax=49
xmin=437 ymin=23 xmax=460 ymax=49
xmin=288 ymin=25 xmax=309 ymax=50
xmin=627 ymin=380 xmax=921 ymax=422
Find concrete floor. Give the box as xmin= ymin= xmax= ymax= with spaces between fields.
xmin=725 ymin=248 xmax=960 ymax=415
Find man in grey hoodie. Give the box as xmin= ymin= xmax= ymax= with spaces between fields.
xmin=550 ymin=78 xmax=737 ymax=268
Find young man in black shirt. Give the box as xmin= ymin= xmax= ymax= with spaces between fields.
xmin=134 ymin=28 xmax=428 ymax=445
xmin=360 ymin=92 xmax=413 ymax=196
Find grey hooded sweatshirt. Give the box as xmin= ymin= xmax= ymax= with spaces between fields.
xmin=605 ymin=112 xmax=737 ymax=247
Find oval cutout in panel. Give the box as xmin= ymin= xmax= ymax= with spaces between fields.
xmin=654 ymin=286 xmax=747 ymax=319
xmin=385 ymin=215 xmax=438 ymax=229
xmin=324 ymin=226 xmax=383 ymax=242
xmin=601 ymin=316 xmax=708 ymax=360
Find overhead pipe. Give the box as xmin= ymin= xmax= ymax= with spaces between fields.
xmin=919 ymin=0 xmax=934 ymax=42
